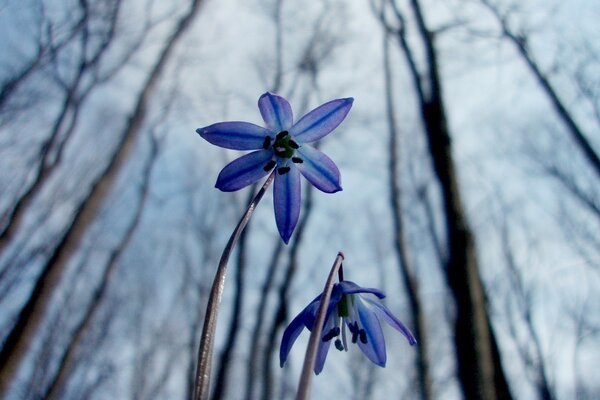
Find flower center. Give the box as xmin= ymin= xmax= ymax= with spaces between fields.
xmin=272 ymin=131 xmax=299 ymax=159
xmin=262 ymin=131 xmax=304 ymax=174
xmin=337 ymin=295 xmax=351 ymax=317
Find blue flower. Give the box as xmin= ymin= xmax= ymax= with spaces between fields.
xmin=279 ymin=280 xmax=417 ymax=374
xmin=197 ymin=92 xmax=353 ymax=244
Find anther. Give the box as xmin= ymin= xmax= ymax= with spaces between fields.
xmin=277 ymin=167 xmax=290 ymax=175
xmin=262 ymin=136 xmax=272 ymax=149
xmin=335 ymin=339 xmax=344 ymax=351
xmin=322 ymin=327 xmax=340 ymax=342
xmin=292 ymin=157 xmax=303 ymax=164
xmin=263 ymin=160 xmax=276 ymax=171
xmin=349 ymin=322 xmax=360 ymax=344
xmin=276 ymin=130 xmax=288 ymax=140
xmin=289 ymin=140 xmax=299 ymax=149
xmin=359 ymin=329 xmax=367 ymax=344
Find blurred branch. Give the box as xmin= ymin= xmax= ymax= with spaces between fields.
xmin=479 ymin=0 xmax=600 ymax=181
xmin=383 ymin=32 xmax=431 ymax=400
xmin=373 ymin=0 xmax=513 ymax=398
xmin=41 ymin=133 xmax=160 ymax=400
xmin=0 ymin=0 xmax=204 ymax=395
xmin=498 ymin=209 xmax=555 ymax=400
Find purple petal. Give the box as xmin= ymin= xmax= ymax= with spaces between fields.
xmin=302 ymin=298 xmax=322 ymax=331
xmin=290 ymin=98 xmax=353 ymax=143
xmin=273 ymin=167 xmax=301 ymax=244
xmin=314 ymin=315 xmax=336 ymax=374
xmin=355 ymin=298 xmax=387 ymax=366
xmin=314 ymin=340 xmax=332 ymax=375
xmin=197 ymin=122 xmax=272 ymax=150
xmin=215 ymin=150 xmax=272 ymax=192
xmin=295 ymin=146 xmax=342 ymax=193
xmin=368 ymin=299 xmax=417 ymax=345
xmin=338 ymin=281 xmax=386 ymax=299
xmin=280 ymin=308 xmax=310 ymax=367
xmin=258 ymin=92 xmax=293 ymax=132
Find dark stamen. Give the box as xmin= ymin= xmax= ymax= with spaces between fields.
xmin=276 ymin=130 xmax=288 ymax=139
xmin=292 ymin=157 xmax=303 ymax=164
xmin=277 ymin=167 xmax=290 ymax=175
xmin=359 ymin=329 xmax=367 ymax=344
xmin=335 ymin=339 xmax=344 ymax=351
xmin=263 ymin=160 xmax=276 ymax=171
xmin=322 ymin=327 xmax=340 ymax=342
xmin=349 ymin=322 xmax=359 ymax=344
xmin=289 ymin=140 xmax=299 ymax=149
xmin=262 ymin=136 xmax=272 ymax=149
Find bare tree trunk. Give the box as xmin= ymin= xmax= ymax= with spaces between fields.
xmin=403 ymin=1 xmax=512 ymax=397
xmin=374 ymin=0 xmax=513 ymax=398
xmin=480 ymin=0 xmax=600 ymax=181
xmin=0 ymin=1 xmax=203 ymax=395
xmin=42 ymin=136 xmax=158 ymax=400
xmin=383 ymin=34 xmax=432 ymax=400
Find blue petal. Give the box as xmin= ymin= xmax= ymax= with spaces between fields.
xmin=197 ymin=122 xmax=272 ymax=150
xmin=367 ymin=298 xmax=417 ymax=345
xmin=295 ymin=146 xmax=342 ymax=193
xmin=273 ymin=166 xmax=301 ymax=244
xmin=355 ymin=298 xmax=387 ymax=366
xmin=314 ymin=315 xmax=335 ymax=375
xmin=301 ymin=297 xmax=322 ymax=331
xmin=215 ymin=150 xmax=272 ymax=192
xmin=338 ymin=281 xmax=386 ymax=299
xmin=289 ymin=98 xmax=353 ymax=143
xmin=280 ymin=307 xmax=311 ymax=367
xmin=258 ymin=92 xmax=293 ymax=132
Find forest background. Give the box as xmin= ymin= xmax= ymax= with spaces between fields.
xmin=0 ymin=0 xmax=598 ymax=399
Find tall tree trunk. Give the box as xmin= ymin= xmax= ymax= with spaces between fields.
xmin=404 ymin=0 xmax=512 ymax=397
xmin=42 ymin=136 xmax=158 ymax=400
xmin=383 ymin=34 xmax=432 ymax=400
xmin=0 ymin=1 xmax=203 ymax=395
xmin=375 ymin=0 xmax=513 ymax=397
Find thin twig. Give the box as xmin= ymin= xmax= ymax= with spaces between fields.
xmin=295 ymin=251 xmax=345 ymax=400
xmin=193 ymin=172 xmax=275 ymax=400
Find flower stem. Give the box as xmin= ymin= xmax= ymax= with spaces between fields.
xmin=295 ymin=251 xmax=345 ymax=400
xmin=193 ymin=172 xmax=275 ymax=400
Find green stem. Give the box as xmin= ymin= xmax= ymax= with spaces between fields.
xmin=193 ymin=172 xmax=275 ymax=400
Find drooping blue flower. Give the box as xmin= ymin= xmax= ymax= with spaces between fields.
xmin=196 ymin=92 xmax=353 ymax=244
xmin=280 ymin=280 xmax=417 ymax=374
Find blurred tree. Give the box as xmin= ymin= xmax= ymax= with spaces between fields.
xmin=373 ymin=0 xmax=513 ymax=398
xmin=0 ymin=0 xmax=204 ymax=395
xmin=382 ymin=32 xmax=432 ymax=400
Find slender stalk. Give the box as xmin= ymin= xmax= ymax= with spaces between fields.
xmin=295 ymin=251 xmax=344 ymax=400
xmin=193 ymin=172 xmax=275 ymax=400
